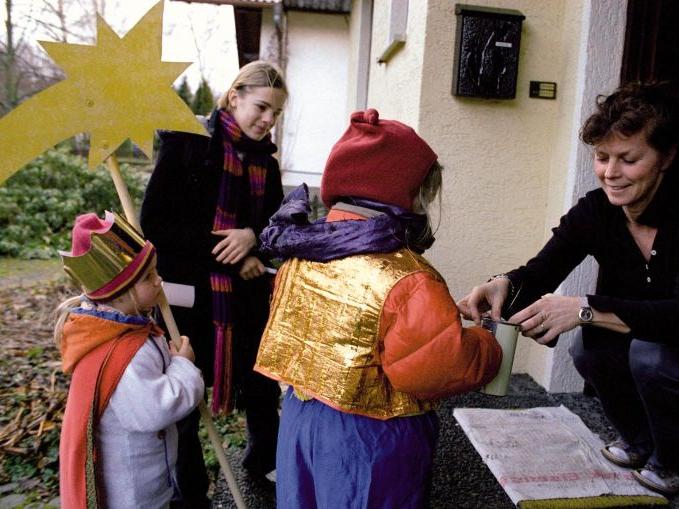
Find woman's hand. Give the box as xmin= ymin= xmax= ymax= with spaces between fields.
xmin=508 ymin=294 xmax=581 ymax=345
xmin=170 ymin=335 xmax=196 ymax=363
xmin=458 ymin=277 xmax=510 ymax=324
xmin=211 ymin=228 xmax=256 ymax=264
xmin=239 ymin=256 xmax=266 ymax=280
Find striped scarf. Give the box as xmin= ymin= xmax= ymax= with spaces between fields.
xmin=211 ymin=110 xmax=273 ymax=414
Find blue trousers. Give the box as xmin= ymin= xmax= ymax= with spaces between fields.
xmin=276 ymin=388 xmax=439 ymax=509
xmin=570 ymin=336 xmax=679 ymax=468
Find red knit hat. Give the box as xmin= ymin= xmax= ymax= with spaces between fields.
xmin=321 ymin=109 xmax=438 ymax=210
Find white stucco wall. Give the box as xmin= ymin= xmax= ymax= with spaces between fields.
xmin=361 ymin=0 xmax=626 ymax=390
xmin=346 ymin=0 xmax=373 ymax=113
xmin=415 ymin=0 xmax=581 ymax=390
xmin=346 ymin=3 xmax=362 ymax=114
xmin=366 ymin=0 xmax=428 ymax=127
xmin=543 ymin=0 xmax=627 ymax=391
xmin=261 ymin=10 xmax=350 ymax=188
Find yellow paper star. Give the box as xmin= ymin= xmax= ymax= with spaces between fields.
xmin=0 ymin=1 xmax=207 ymax=183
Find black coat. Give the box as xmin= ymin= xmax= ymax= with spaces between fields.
xmin=504 ymin=168 xmax=679 ymax=346
xmin=140 ymin=111 xmax=284 ymax=386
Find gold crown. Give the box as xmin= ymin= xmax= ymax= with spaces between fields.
xmin=60 ymin=211 xmax=155 ymax=300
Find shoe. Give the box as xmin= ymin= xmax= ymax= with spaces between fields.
xmin=633 ymin=463 xmax=679 ymax=496
xmin=244 ymin=467 xmax=276 ymax=489
xmin=264 ymin=469 xmax=276 ymax=483
xmin=242 ymin=448 xmax=275 ymax=478
xmin=601 ymin=439 xmax=649 ymax=469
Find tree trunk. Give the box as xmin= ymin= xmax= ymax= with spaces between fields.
xmin=3 ymin=0 xmax=19 ymax=112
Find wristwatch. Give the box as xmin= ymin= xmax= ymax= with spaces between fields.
xmin=578 ymin=297 xmax=594 ymax=324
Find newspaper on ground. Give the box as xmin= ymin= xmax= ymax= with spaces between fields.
xmin=454 ymin=406 xmax=667 ymax=508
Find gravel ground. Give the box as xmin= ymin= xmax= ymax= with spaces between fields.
xmin=213 ymin=374 xmax=678 ymax=509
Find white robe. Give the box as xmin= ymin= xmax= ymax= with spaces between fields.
xmin=96 ymin=335 xmax=204 ymax=509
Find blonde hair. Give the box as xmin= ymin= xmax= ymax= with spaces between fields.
xmin=53 ymin=288 xmax=146 ymax=348
xmin=217 ymin=60 xmax=288 ymax=110
xmin=410 ymin=161 xmax=443 ymax=251
xmin=416 ymin=160 xmax=443 ymax=214
xmin=53 ymin=295 xmax=83 ymax=349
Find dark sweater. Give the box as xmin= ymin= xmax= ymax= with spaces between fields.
xmin=505 ymin=169 xmax=679 ymax=345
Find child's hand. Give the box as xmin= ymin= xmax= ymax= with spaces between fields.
xmin=239 ymin=255 xmax=266 ymax=280
xmin=170 ymin=335 xmax=195 ymax=363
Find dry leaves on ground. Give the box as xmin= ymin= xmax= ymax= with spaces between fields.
xmin=0 ymin=277 xmax=248 ymax=502
xmin=0 ymin=280 xmax=77 ymax=499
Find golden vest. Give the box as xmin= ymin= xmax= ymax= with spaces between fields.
xmin=255 ymin=248 xmax=441 ymax=420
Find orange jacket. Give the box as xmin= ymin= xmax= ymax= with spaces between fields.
xmin=379 ymin=271 xmax=502 ymax=400
xmin=327 ymin=206 xmax=502 ymax=401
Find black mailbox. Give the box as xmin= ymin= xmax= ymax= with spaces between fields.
xmin=452 ymin=4 xmax=525 ymax=99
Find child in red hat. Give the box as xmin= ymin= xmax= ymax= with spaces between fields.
xmin=256 ymin=110 xmax=502 ymax=508
xmin=55 ymin=211 xmax=204 ymax=509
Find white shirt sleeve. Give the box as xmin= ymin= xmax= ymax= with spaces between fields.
xmin=108 ymin=336 xmax=205 ymax=432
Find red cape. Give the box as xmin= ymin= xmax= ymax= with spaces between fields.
xmin=59 ymin=313 xmax=163 ymax=509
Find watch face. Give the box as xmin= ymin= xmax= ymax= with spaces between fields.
xmin=579 ymin=307 xmax=593 ymax=322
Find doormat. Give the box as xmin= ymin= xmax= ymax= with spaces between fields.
xmin=454 ymin=406 xmax=668 ymax=508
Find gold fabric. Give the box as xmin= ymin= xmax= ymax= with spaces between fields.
xmin=255 ymin=248 xmax=441 ymax=420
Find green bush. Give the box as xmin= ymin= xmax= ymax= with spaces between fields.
xmin=0 ymin=147 xmax=145 ymax=259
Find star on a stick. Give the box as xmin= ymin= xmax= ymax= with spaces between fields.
xmin=0 ymin=1 xmax=206 ymax=182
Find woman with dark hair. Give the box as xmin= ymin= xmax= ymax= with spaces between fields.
xmin=460 ymin=81 xmax=679 ymax=496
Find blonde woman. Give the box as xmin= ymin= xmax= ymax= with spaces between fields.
xmin=141 ymin=60 xmax=288 ymax=506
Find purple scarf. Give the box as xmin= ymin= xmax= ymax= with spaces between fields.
xmin=211 ymin=110 xmax=275 ymax=414
xmin=259 ymin=184 xmax=434 ymax=262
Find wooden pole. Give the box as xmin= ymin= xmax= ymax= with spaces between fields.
xmin=106 ymin=155 xmax=248 ymax=509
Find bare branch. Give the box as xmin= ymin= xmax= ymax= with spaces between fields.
xmin=24 ymin=17 xmax=84 ymax=41
xmin=187 ymin=14 xmax=206 ymax=77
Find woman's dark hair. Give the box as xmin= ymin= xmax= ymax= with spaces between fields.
xmin=581 ymin=81 xmax=679 ymax=155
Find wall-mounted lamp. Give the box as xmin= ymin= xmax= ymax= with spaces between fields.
xmin=377 ymin=0 xmax=409 ymax=64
